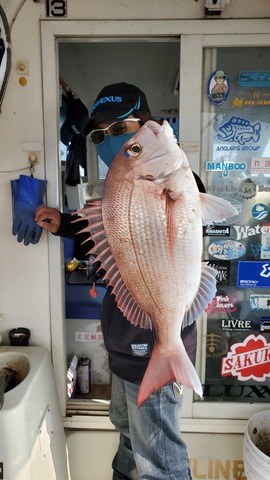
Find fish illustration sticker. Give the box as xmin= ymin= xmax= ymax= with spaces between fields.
xmin=208 ymin=240 xmax=246 ymax=260
xmin=252 ymin=203 xmax=268 ymax=221
xmin=217 ymin=116 xmax=261 ymax=145
xmin=208 ymin=69 xmax=230 ymax=106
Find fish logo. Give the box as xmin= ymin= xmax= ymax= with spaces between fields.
xmin=251 ymin=203 xmax=268 ymax=221
xmin=217 ymin=116 xmax=261 ymax=145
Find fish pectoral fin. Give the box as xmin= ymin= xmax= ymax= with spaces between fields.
xmin=183 ymin=264 xmax=217 ymax=328
xmin=200 ymin=193 xmax=238 ymax=225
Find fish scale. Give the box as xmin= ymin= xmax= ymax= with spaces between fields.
xmin=76 ymin=120 xmax=238 ymax=406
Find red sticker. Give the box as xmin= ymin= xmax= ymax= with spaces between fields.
xmin=221 ymin=334 xmax=270 ymax=381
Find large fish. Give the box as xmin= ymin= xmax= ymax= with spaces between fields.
xmin=76 ymin=120 xmax=237 ymax=407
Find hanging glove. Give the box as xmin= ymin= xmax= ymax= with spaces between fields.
xmin=11 ymin=175 xmax=47 ymax=246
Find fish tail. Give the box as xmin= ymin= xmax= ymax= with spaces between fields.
xmin=137 ymin=343 xmax=203 ymax=407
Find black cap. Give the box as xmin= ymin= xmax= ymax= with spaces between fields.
xmin=81 ymin=82 xmax=151 ymax=136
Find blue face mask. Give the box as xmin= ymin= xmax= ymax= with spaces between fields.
xmin=96 ymin=132 xmax=136 ymax=168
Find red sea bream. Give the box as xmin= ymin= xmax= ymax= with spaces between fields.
xmin=76 ymin=120 xmax=237 ymax=406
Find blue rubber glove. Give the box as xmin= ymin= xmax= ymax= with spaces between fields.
xmin=11 ymin=175 xmax=47 ymax=246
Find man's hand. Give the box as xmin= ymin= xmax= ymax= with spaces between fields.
xmin=35 ymin=205 xmax=61 ymax=233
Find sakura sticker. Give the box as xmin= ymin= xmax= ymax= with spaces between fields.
xmin=208 ymin=69 xmax=230 ymax=106
xmin=221 ymin=334 xmax=270 ymax=382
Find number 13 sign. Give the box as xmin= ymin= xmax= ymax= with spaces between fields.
xmin=46 ymin=0 xmax=67 ymax=17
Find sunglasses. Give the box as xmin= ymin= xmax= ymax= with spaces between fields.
xmin=89 ymin=119 xmax=142 ymax=145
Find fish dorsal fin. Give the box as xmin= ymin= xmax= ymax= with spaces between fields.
xmin=74 ymin=201 xmax=152 ymax=330
xmin=182 ymin=263 xmax=217 ymax=328
xmin=200 ymin=193 xmax=238 ymax=225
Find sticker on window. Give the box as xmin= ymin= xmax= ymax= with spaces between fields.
xmin=221 ymin=334 xmax=270 ymax=382
xmin=207 ymin=69 xmax=230 ymax=106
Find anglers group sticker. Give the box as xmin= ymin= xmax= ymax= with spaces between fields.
xmin=207 ymin=69 xmax=230 ymax=106
xmin=237 ymin=261 xmax=270 ymax=288
xmin=221 ymin=334 xmax=270 ymax=382
xmin=208 ymin=240 xmax=246 ymax=260
xmin=217 ymin=116 xmax=261 ymax=145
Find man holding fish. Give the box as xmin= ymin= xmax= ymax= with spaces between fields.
xmin=36 ymin=82 xmax=237 ymax=479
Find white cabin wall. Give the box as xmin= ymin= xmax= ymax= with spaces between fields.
xmin=0 ymin=1 xmax=50 ymax=348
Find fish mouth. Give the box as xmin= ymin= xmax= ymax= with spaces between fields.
xmin=217 ymin=128 xmax=231 ymax=140
xmin=136 ymin=121 xmax=182 ymax=184
xmin=144 ymin=120 xmax=163 ymax=135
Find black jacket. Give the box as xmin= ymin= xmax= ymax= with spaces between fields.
xmin=57 ymin=172 xmax=205 ymax=383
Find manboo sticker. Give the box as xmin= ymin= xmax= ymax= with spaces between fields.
xmin=206 ymin=160 xmax=247 ymax=178
xmin=221 ymin=334 xmax=270 ymax=382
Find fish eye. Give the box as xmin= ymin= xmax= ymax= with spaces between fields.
xmin=126 ymin=143 xmax=142 ymax=157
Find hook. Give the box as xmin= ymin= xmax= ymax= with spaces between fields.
xmin=29 ymin=164 xmax=35 ymax=177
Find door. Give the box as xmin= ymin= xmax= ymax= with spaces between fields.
xmin=41 ymin=20 xmax=270 ymax=425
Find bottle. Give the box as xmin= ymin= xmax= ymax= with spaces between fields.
xmin=77 ymin=356 xmax=91 ymax=394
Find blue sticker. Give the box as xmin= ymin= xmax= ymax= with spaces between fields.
xmin=208 ymin=240 xmax=246 ymax=260
xmin=237 ymin=261 xmax=270 ymax=288
xmin=250 ymin=243 xmax=262 ymax=259
xmin=208 ymin=70 xmax=230 ymax=106
xmin=206 ymin=160 xmax=247 ymax=178
xmin=239 ymin=71 xmax=270 ymax=87
xmin=251 ymin=203 xmax=268 ymax=221
xmin=217 ymin=116 xmax=261 ymax=145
